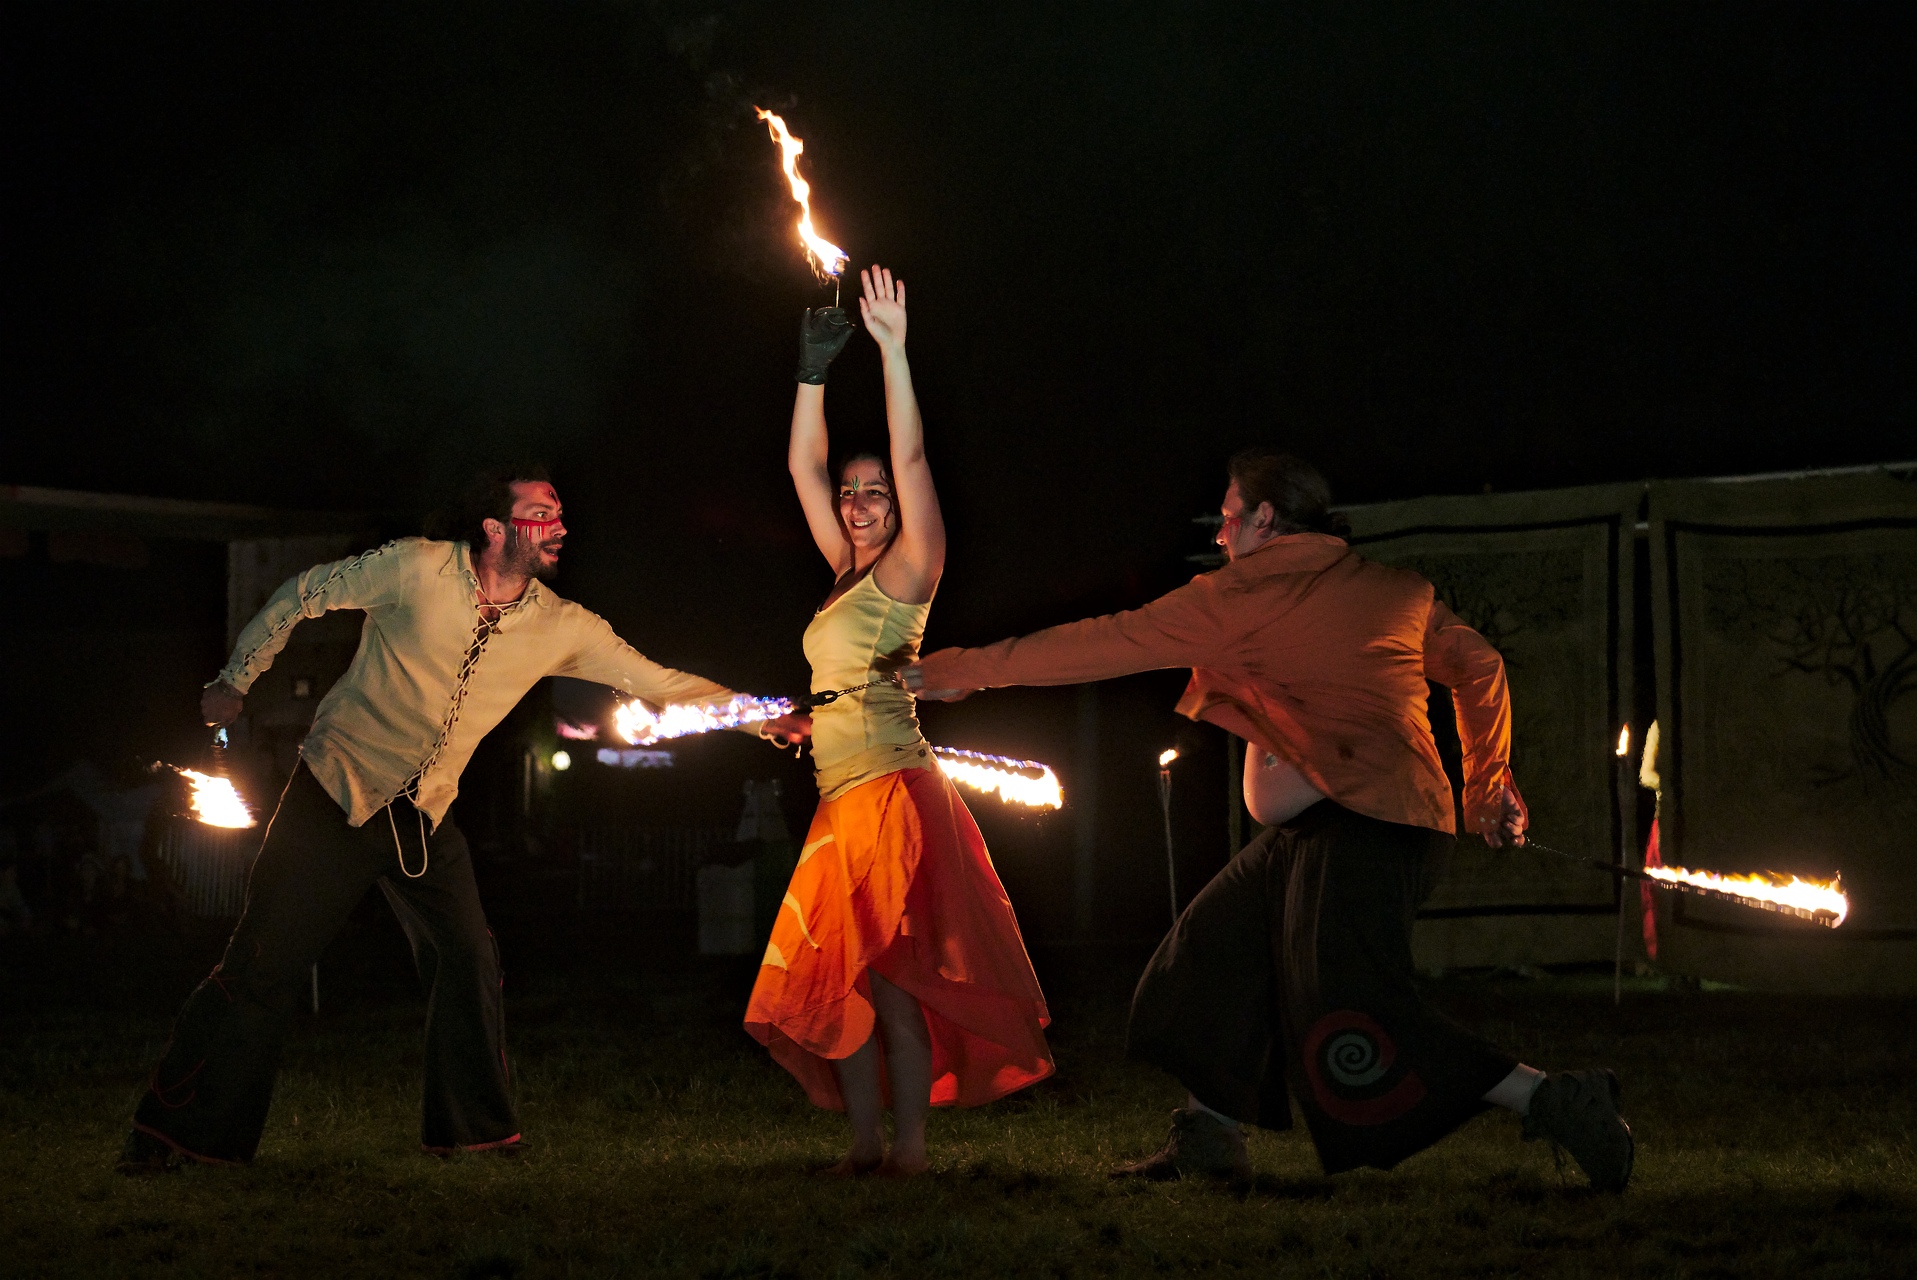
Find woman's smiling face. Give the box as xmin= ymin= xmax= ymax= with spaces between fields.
xmin=839 ymin=457 xmax=897 ymax=551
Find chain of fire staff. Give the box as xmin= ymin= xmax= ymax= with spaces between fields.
xmin=159 ymin=107 xmax=1850 ymax=933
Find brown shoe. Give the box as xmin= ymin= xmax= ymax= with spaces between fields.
xmin=1111 ymin=1108 xmax=1251 ymax=1181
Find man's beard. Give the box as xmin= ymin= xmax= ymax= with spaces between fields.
xmin=505 ymin=529 xmax=560 ymax=580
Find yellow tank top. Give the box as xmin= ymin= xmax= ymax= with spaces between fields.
xmin=802 ymin=567 xmax=934 ymax=799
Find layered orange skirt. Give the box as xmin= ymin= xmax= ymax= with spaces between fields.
xmin=744 ymin=765 xmax=1054 ymax=1109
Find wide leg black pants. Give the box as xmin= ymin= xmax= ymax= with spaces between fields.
xmin=133 ymin=763 xmax=517 ymax=1162
xmin=1127 ymin=800 xmax=1514 ymax=1174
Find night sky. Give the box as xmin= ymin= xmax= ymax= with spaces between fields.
xmin=8 ymin=2 xmax=1915 ymax=685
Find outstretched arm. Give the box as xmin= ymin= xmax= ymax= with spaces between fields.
xmin=904 ymin=575 xmax=1234 ymax=696
xmin=862 ymin=266 xmax=946 ymax=604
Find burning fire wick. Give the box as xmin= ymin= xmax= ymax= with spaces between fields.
xmin=614 ymin=694 xmax=796 ymax=746
xmin=161 ymin=765 xmax=256 ymax=829
xmin=1528 ymin=837 xmax=1847 ymax=927
xmin=754 ymin=108 xmax=849 ymax=282
xmin=931 ymin=747 xmax=1064 ymax=810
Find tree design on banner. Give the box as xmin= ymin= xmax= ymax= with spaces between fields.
xmin=1702 ymin=553 xmax=1917 ymax=785
xmin=1391 ymin=550 xmax=1585 ymax=673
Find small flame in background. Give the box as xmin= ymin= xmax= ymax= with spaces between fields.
xmin=615 ymin=695 xmax=796 ymax=747
xmin=177 ymin=769 xmax=256 ymax=829
xmin=1615 ymin=725 xmax=1631 ymax=758
xmin=755 ymin=108 xmax=849 ymax=280
xmin=933 ymin=747 xmax=1064 ymax=810
xmin=1645 ymin=863 xmax=1848 ymax=926
xmin=1158 ymin=748 xmax=1180 ymax=768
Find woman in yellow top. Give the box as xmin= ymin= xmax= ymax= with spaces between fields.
xmin=744 ymin=266 xmax=1053 ymax=1177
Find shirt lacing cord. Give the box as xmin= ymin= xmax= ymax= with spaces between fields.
xmin=385 ymin=603 xmax=508 ymax=879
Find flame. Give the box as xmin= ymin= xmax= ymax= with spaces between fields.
xmin=932 ymin=747 xmax=1064 ymax=810
xmin=755 ymin=108 xmax=849 ymax=279
xmin=1159 ymin=749 xmax=1180 ymax=767
xmin=1615 ymin=725 xmax=1631 ymax=758
xmin=614 ymin=694 xmax=796 ymax=746
xmin=1645 ymin=863 xmax=1848 ymax=926
xmin=178 ymin=769 xmax=256 ymax=829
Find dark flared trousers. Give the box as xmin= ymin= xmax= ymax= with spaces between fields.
xmin=1127 ymin=800 xmax=1514 ymax=1174
xmin=133 ymin=763 xmax=517 ymax=1162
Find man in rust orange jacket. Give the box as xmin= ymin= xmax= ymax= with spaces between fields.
xmin=905 ymin=448 xmax=1634 ymax=1192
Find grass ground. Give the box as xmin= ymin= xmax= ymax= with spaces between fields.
xmin=2 ymin=926 xmax=1913 ymax=1278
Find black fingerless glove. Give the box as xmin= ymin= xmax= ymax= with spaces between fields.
xmin=796 ymin=306 xmax=854 ymax=384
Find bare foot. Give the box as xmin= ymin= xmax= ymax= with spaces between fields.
xmin=817 ymin=1151 xmax=883 ymax=1178
xmin=877 ymin=1152 xmax=929 ymax=1178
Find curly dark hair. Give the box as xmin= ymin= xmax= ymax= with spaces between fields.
xmin=1226 ymin=448 xmax=1349 ymax=536
xmin=425 ymin=463 xmax=554 ymax=550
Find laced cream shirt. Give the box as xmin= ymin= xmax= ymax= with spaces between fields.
xmin=217 ymin=537 xmax=734 ymax=828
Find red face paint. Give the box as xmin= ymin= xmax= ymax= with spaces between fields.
xmin=511 ymin=516 xmax=562 ymax=536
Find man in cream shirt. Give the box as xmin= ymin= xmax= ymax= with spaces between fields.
xmin=122 ymin=468 xmax=798 ymax=1171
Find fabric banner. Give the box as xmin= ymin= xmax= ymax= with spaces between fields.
xmin=1650 ymin=473 xmax=1917 ymax=993
xmin=1345 ymin=483 xmax=1640 ymax=969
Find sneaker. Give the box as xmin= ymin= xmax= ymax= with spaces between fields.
xmin=116 ymin=1127 xmax=178 ymax=1177
xmin=1522 ymin=1069 xmax=1634 ymax=1192
xmin=1111 ymin=1108 xmax=1251 ymax=1181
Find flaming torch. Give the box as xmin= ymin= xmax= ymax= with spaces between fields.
xmin=755 ymin=108 xmax=849 ymax=288
xmin=1612 ymin=724 xmax=1631 ymax=1004
xmin=1157 ymin=748 xmax=1180 ymax=923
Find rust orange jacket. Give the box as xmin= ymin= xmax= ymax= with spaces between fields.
xmin=916 ymin=534 xmax=1521 ymax=838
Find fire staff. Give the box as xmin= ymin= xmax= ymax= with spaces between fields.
xmin=120 ymin=467 xmax=801 ymax=1172
xmin=906 ymin=448 xmax=1635 ymax=1192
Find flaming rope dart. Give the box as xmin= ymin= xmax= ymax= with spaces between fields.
xmin=1527 ymin=837 xmax=1848 ymax=928
xmin=755 ymin=108 xmax=849 ymax=296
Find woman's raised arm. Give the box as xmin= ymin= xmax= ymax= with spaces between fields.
xmin=788 ymin=308 xmax=856 ymax=573
xmin=860 ymin=266 xmax=946 ymax=603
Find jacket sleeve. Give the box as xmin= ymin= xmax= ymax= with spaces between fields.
xmin=215 ymin=541 xmax=410 ymax=695
xmin=554 ymin=612 xmax=738 ymax=710
xmin=1422 ymin=598 xmax=1525 ymax=837
xmin=918 ymin=576 xmax=1233 ymax=691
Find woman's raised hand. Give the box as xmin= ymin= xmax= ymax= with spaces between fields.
xmin=858 ymin=265 xmax=907 ymax=352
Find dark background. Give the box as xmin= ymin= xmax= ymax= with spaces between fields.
xmin=4 ymin=3 xmax=1913 ymax=942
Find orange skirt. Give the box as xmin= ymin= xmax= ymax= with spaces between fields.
xmin=744 ymin=765 xmax=1054 ymax=1109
